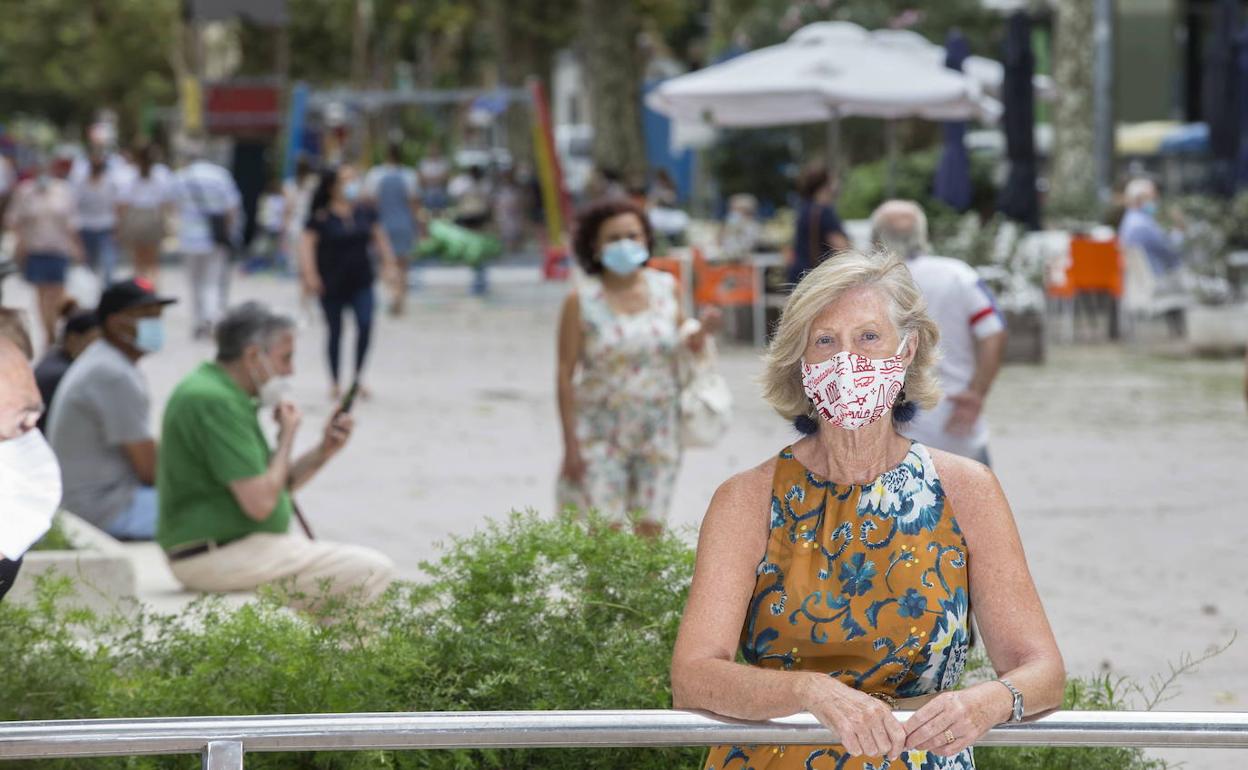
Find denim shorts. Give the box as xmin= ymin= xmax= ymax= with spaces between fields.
xmin=23 ymin=252 xmax=69 ymax=285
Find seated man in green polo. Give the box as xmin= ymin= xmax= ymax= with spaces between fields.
xmin=156 ymin=301 xmax=393 ymax=609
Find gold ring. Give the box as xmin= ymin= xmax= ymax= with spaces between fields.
xmin=943 ymin=729 xmax=956 ymax=745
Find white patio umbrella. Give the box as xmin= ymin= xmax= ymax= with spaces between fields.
xmin=648 ymin=22 xmax=1001 ymax=128
xmin=646 ymin=21 xmax=1002 ymax=191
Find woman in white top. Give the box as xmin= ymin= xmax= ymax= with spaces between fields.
xmin=117 ymin=143 xmax=172 ymax=282
xmin=75 ymin=155 xmax=121 ymax=284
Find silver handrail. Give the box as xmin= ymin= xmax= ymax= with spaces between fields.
xmin=2 ymin=710 xmax=1246 ymax=769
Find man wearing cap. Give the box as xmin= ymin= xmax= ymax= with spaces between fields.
xmin=47 ymin=279 xmax=176 ymax=540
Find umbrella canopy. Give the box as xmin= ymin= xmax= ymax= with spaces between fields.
xmin=997 ymin=11 xmax=1040 ymax=230
xmin=646 ymin=22 xmax=1000 ymax=128
xmin=840 ymin=25 xmax=1056 ymax=100
xmin=1203 ymin=0 xmax=1241 ymax=195
xmin=934 ymin=30 xmax=974 ymax=212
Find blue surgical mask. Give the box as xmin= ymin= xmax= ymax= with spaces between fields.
xmin=343 ymin=180 xmax=362 ymax=202
xmin=134 ymin=317 xmax=164 ymax=354
xmin=1140 ymin=201 xmax=1158 ymax=217
xmin=601 ymin=239 xmax=649 ymax=276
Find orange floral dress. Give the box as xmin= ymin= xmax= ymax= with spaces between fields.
xmin=703 ymin=442 xmax=974 ymax=770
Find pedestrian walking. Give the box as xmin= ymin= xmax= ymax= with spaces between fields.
xmin=3 ymin=150 xmax=86 ymax=347
xmin=75 ymin=152 xmax=122 ymax=284
xmin=117 ymin=143 xmax=173 ymax=283
xmin=555 ymin=198 xmax=717 ymax=535
xmin=364 ymin=143 xmax=421 ymax=310
xmin=173 ymin=138 xmax=242 ymax=339
xmin=284 ymin=156 xmax=320 ymax=326
xmin=299 ymin=164 xmax=401 ymax=399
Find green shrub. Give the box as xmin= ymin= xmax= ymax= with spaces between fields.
xmin=835 ymin=146 xmax=997 ymax=222
xmin=0 ymin=511 xmax=1178 ymax=770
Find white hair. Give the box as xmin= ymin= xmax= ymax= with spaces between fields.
xmin=869 ymin=199 xmax=929 ymax=260
xmin=1124 ymin=178 xmax=1157 ymax=208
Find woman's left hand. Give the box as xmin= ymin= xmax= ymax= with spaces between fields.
xmin=684 ymin=306 xmax=724 ymax=354
xmin=902 ymin=683 xmax=1012 ymax=756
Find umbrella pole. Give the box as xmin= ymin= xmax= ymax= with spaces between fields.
xmin=885 ymin=120 xmax=899 ymax=198
xmin=826 ymin=110 xmax=842 ymax=174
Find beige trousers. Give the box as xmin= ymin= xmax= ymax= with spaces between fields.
xmin=168 ymin=531 xmax=395 ymax=611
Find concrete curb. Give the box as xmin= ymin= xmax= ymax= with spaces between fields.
xmin=9 ymin=512 xmax=139 ymax=617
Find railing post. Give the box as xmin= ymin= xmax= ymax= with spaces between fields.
xmin=202 ymin=741 xmax=243 ymax=770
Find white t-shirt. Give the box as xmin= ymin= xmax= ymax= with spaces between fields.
xmin=75 ymin=175 xmax=122 ymax=230
xmin=117 ymin=165 xmax=174 ymax=209
xmin=900 ymin=254 xmax=1006 ymax=459
xmin=173 ymin=161 xmax=242 ymax=253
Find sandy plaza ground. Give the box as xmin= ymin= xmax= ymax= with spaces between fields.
xmin=6 ymin=263 xmax=1247 ymax=767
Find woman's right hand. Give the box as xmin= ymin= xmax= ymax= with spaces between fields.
xmin=796 ymin=674 xmax=906 ymax=760
xmin=560 ymin=444 xmax=587 ymax=483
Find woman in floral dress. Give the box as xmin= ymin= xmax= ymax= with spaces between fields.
xmin=671 ymin=251 xmax=1064 ymax=768
xmin=556 ymin=198 xmax=716 ymax=536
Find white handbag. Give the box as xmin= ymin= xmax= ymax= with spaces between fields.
xmin=678 ymin=319 xmax=733 ymax=448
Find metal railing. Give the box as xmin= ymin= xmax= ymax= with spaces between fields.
xmin=2 ymin=710 xmax=1246 ymax=769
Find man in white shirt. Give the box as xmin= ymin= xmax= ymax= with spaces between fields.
xmin=870 ymin=200 xmax=1008 ymax=464
xmin=173 ymin=138 xmax=241 ymax=338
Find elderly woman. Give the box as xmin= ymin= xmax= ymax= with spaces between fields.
xmin=671 ymin=251 xmax=1063 ymax=768
xmin=556 ymin=198 xmax=717 ymax=535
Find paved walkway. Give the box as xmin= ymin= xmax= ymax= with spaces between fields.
xmin=7 ymin=264 xmax=1247 ymax=767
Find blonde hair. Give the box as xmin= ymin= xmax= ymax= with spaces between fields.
xmin=760 ymin=249 xmax=941 ymax=423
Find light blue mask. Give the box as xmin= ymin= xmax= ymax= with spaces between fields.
xmin=343 ymin=180 xmax=362 ymax=202
xmin=134 ymin=317 xmax=164 ymax=354
xmin=601 ymin=239 xmax=649 ymax=276
xmin=1140 ymin=201 xmax=1158 ymax=217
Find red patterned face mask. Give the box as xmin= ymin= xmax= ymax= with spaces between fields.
xmin=800 ymin=337 xmax=909 ymax=431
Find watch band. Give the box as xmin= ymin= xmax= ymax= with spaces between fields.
xmin=997 ymin=678 xmax=1024 ymax=722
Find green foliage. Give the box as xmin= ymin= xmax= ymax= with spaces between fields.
xmin=0 ymin=0 xmax=178 ymax=136
xmin=836 ymin=146 xmax=996 ymax=222
xmin=706 ymin=130 xmax=799 ymax=210
xmin=0 ymin=511 xmax=699 ymax=770
xmin=971 ymin=674 xmax=1166 ymax=770
xmin=0 ymin=511 xmax=1199 ymax=770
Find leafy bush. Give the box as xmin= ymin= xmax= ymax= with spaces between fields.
xmin=0 ymin=511 xmax=1178 ymax=770
xmin=0 ymin=511 xmax=699 ymax=770
xmin=835 ymin=146 xmax=997 ymax=222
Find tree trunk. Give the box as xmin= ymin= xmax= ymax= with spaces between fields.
xmin=1048 ymin=0 xmax=1097 ymax=218
xmin=577 ymin=0 xmax=647 ymax=183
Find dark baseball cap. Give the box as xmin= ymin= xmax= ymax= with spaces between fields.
xmin=97 ymin=278 xmax=177 ymax=321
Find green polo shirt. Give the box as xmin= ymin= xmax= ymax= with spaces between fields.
xmin=156 ymin=362 xmax=292 ymax=550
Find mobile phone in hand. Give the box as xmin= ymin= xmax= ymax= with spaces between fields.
xmin=338 ymin=382 xmax=360 ymax=415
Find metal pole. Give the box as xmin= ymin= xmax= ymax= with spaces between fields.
xmin=2 ymin=710 xmax=1248 ymax=760
xmin=202 ymin=741 xmax=244 ymax=770
xmin=885 ymin=120 xmax=899 ymax=198
xmin=826 ymin=110 xmax=841 ymax=174
xmin=1092 ymin=0 xmax=1116 ymax=207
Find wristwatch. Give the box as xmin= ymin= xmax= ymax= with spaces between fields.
xmin=997 ymin=678 xmax=1024 ymax=723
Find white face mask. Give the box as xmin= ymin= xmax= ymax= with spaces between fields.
xmin=254 ymin=353 xmax=292 ymax=408
xmin=0 ymin=430 xmax=63 ymax=560
xmin=800 ymin=337 xmax=909 ymax=431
